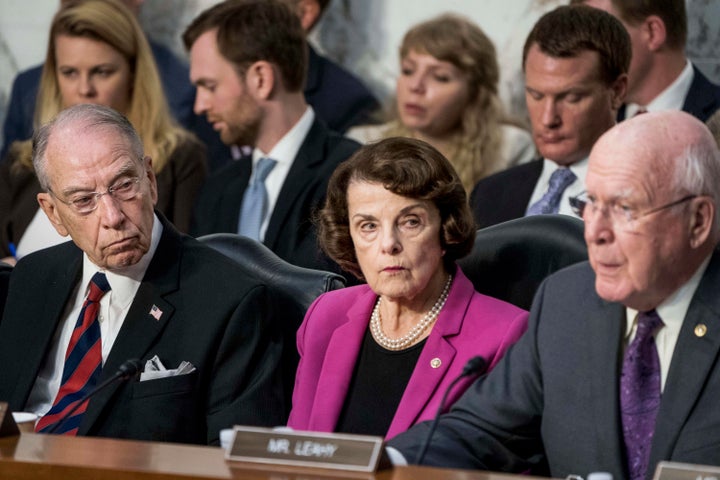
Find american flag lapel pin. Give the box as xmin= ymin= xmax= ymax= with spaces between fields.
xmin=149 ymin=304 xmax=163 ymax=321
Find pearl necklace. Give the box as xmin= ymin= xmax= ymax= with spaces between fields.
xmin=370 ymin=275 xmax=453 ymax=351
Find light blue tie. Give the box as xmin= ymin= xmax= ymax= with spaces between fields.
xmin=526 ymin=167 xmax=577 ymax=215
xmin=238 ymin=157 xmax=277 ymax=241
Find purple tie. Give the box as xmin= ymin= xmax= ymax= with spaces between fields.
xmin=621 ymin=310 xmax=663 ymax=480
xmin=526 ymin=167 xmax=577 ymax=215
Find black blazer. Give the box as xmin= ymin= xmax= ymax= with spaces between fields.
xmin=390 ymin=251 xmax=720 ymax=478
xmin=305 ymin=46 xmax=380 ymax=133
xmin=0 ymin=215 xmax=288 ymax=445
xmin=191 ymin=119 xmax=360 ymax=271
xmin=470 ymin=159 xmax=543 ymax=229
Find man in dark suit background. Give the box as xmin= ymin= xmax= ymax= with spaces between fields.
xmin=574 ymin=0 xmax=720 ymax=122
xmin=470 ymin=6 xmax=629 ymax=229
xmin=390 ymin=109 xmax=720 ymax=480
xmin=281 ymin=0 xmax=380 ymax=133
xmin=185 ymin=0 xmax=359 ymax=271
xmin=0 ymin=103 xmax=287 ymax=444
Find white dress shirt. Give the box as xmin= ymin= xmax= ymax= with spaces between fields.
xmin=25 ymin=214 xmax=163 ymax=416
xmin=624 ymin=60 xmax=694 ymax=118
xmin=527 ymin=157 xmax=588 ymax=217
xmin=624 ymin=254 xmax=711 ymax=391
xmin=251 ymin=107 xmax=315 ymax=241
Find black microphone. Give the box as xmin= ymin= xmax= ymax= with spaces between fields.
xmin=414 ymin=355 xmax=487 ymax=465
xmin=46 ymin=358 xmax=141 ymax=434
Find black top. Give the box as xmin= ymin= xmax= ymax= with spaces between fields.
xmin=336 ymin=327 xmax=426 ymax=436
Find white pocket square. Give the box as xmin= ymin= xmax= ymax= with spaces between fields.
xmin=140 ymin=355 xmax=197 ymax=381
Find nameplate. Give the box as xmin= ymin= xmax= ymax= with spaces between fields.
xmin=0 ymin=402 xmax=19 ymax=437
xmin=225 ymin=426 xmax=384 ymax=472
xmin=653 ymin=461 xmax=720 ymax=480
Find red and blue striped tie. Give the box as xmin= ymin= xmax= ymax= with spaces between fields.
xmin=35 ymin=272 xmax=111 ymax=435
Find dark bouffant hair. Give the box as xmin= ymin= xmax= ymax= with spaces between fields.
xmin=318 ymin=137 xmax=476 ymax=280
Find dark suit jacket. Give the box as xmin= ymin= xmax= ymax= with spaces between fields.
xmin=305 ymin=46 xmax=380 ymax=133
xmin=617 ymin=64 xmax=720 ymax=123
xmin=0 ymin=41 xmax=230 ymax=172
xmin=389 ymin=251 xmax=720 ymax=478
xmin=191 ymin=119 xmax=360 ymax=271
xmin=470 ymin=159 xmax=543 ymax=229
xmin=0 ymin=216 xmax=287 ymax=445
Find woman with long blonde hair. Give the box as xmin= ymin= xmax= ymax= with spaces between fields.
xmin=349 ymin=14 xmax=534 ymax=192
xmin=1 ymin=0 xmax=206 ymax=261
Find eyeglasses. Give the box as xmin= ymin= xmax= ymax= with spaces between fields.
xmin=569 ymin=191 xmax=698 ymax=230
xmin=50 ymin=177 xmax=142 ymax=214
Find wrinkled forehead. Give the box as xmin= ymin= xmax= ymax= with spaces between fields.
xmin=45 ymin=124 xmax=143 ymax=185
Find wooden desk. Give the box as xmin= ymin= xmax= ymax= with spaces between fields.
xmin=0 ymin=433 xmax=533 ymax=480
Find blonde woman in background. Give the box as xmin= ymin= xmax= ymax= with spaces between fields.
xmin=0 ymin=0 xmax=206 ymax=263
xmin=348 ymin=14 xmax=535 ymax=192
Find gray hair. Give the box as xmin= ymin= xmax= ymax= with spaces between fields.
xmin=32 ymin=104 xmax=144 ymax=190
xmin=673 ymin=137 xmax=720 ymax=227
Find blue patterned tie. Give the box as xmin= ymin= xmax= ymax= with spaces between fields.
xmin=526 ymin=167 xmax=577 ymax=215
xmin=36 ymin=272 xmax=111 ymax=435
xmin=238 ymin=157 xmax=277 ymax=241
xmin=621 ymin=310 xmax=663 ymax=480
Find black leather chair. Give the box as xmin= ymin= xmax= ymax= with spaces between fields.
xmin=458 ymin=214 xmax=587 ymax=311
xmin=197 ymin=233 xmax=346 ymax=409
xmin=197 ymin=233 xmax=346 ymax=313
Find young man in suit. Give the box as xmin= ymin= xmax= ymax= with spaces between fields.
xmin=469 ymin=5 xmax=629 ymax=229
xmin=390 ymin=109 xmax=720 ymax=480
xmin=575 ymin=0 xmax=720 ymax=122
xmin=0 ymin=104 xmax=287 ymax=444
xmin=185 ymin=0 xmax=360 ymax=271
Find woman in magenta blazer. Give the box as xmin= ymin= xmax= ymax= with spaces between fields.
xmin=288 ymin=137 xmax=528 ymax=439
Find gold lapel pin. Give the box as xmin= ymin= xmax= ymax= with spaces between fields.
xmin=695 ymin=324 xmax=707 ymax=337
xmin=430 ymin=358 xmax=442 ymax=369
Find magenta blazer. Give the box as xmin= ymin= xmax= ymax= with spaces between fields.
xmin=287 ymin=266 xmax=529 ymax=439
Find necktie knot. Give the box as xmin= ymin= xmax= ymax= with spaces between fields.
xmin=636 ymin=309 xmax=663 ymax=339
xmin=253 ymin=157 xmax=277 ymax=185
xmin=88 ymin=272 xmax=111 ymax=303
xmin=526 ymin=167 xmax=577 ymax=215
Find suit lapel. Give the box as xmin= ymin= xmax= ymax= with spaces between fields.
xmin=79 ymin=221 xmax=181 ymax=434
xmin=264 ymin=120 xmax=327 ymax=248
xmin=220 ymin=158 xmax=252 ymax=232
xmin=587 ymin=296 xmax=626 ymax=476
xmin=650 ymin=250 xmax=720 ymax=468
xmin=387 ymin=272 xmax=470 ymax=437
xmin=308 ymin=289 xmax=375 ymax=431
xmin=13 ymin=246 xmax=83 ymax=408
xmin=682 ymin=66 xmax=720 ymax=122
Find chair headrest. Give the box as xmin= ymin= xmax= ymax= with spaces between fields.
xmin=457 ymin=214 xmax=587 ymax=310
xmin=197 ymin=233 xmax=346 ymax=312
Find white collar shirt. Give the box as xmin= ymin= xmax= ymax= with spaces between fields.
xmin=625 ymin=60 xmax=694 ymax=118
xmin=251 ymin=106 xmax=315 ymax=241
xmin=25 ymin=215 xmax=163 ymax=416
xmin=624 ymin=254 xmax=710 ymax=391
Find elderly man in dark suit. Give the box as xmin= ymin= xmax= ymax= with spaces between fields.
xmin=0 ymin=103 xmax=287 ymax=445
xmin=470 ymin=6 xmax=629 ymax=229
xmin=185 ymin=0 xmax=359 ymax=272
xmin=574 ymin=0 xmax=720 ymax=122
xmin=389 ymin=110 xmax=720 ymax=479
